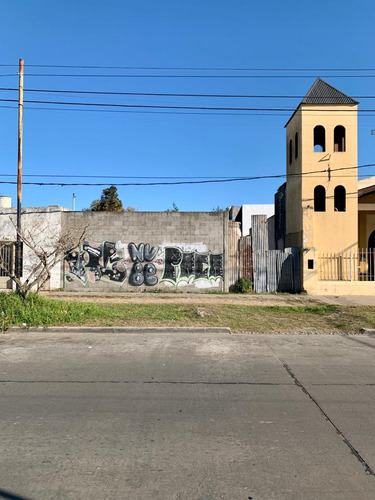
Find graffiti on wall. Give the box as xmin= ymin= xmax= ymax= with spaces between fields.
xmin=65 ymin=240 xmax=128 ymax=286
xmin=65 ymin=241 xmax=223 ymax=288
xmin=161 ymin=247 xmax=223 ymax=286
xmin=128 ymin=243 xmax=159 ymax=287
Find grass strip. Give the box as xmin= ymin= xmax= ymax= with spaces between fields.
xmin=1 ymin=292 xmax=375 ymax=333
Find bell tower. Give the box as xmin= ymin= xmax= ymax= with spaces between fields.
xmin=285 ymin=78 xmax=358 ymax=252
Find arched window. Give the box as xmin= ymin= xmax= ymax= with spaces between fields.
xmin=289 ymin=139 xmax=292 ymax=165
xmin=295 ymin=132 xmax=298 ymax=159
xmin=314 ymin=185 xmax=326 ymax=212
xmin=334 ymin=125 xmax=346 ymax=152
xmin=334 ymin=185 xmax=346 ymax=212
xmin=314 ymin=126 xmax=325 ymax=152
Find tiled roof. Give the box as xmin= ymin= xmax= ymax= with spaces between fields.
xmin=301 ymin=78 xmax=358 ymax=105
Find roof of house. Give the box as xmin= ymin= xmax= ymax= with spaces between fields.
xmin=358 ymin=176 xmax=375 ymax=190
xmin=358 ymin=185 xmax=375 ymax=198
xmin=358 ymin=176 xmax=375 ymax=197
xmin=301 ymin=78 xmax=358 ymax=105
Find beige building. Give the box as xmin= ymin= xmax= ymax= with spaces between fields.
xmin=282 ymin=78 xmax=375 ymax=294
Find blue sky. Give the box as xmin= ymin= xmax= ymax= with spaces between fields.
xmin=0 ymin=0 xmax=374 ymax=211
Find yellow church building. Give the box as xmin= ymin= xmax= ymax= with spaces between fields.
xmin=283 ymin=78 xmax=375 ymax=294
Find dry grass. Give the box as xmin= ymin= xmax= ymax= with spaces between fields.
xmin=2 ymin=293 xmax=375 ymax=333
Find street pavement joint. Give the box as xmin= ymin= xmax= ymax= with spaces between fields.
xmin=269 ymin=346 xmax=375 ymax=477
xmin=0 ymin=379 xmax=293 ymax=386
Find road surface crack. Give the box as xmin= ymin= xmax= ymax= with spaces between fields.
xmin=269 ymin=346 xmax=375 ymax=477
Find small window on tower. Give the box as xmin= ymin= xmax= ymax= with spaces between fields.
xmin=314 ymin=185 xmax=326 ymax=212
xmin=314 ymin=125 xmax=326 ymax=152
xmin=334 ymin=126 xmax=346 ymax=152
xmin=334 ymin=185 xmax=346 ymax=212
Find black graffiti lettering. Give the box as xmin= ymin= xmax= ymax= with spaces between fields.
xmin=82 ymin=241 xmax=100 ymax=257
xmin=129 ymin=243 xmax=144 ymax=262
xmin=66 ymin=250 xmax=88 ymax=285
xmin=129 ymin=262 xmax=145 ymax=286
xmin=144 ymin=263 xmax=158 ymax=286
xmin=161 ymin=247 xmax=224 ymax=286
xmin=66 ymin=240 xmax=127 ymax=286
xmin=103 ymin=241 xmax=119 ymax=267
xmin=82 ymin=242 xmax=101 ymax=267
xmin=209 ymin=254 xmax=223 ymax=278
xmin=102 ymin=268 xmax=127 ymax=283
xmin=194 ymin=253 xmax=209 ymax=280
xmin=144 ymin=243 xmax=159 ymax=262
xmin=129 ymin=242 xmax=159 ymax=262
xmin=180 ymin=252 xmax=194 ymax=279
xmin=162 ymin=247 xmax=182 ymax=281
xmin=65 ymin=241 xmax=222 ymax=289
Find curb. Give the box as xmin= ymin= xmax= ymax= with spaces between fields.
xmin=8 ymin=326 xmax=232 ymax=335
xmin=360 ymin=328 xmax=375 ymax=335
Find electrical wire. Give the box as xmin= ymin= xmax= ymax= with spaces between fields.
xmin=0 ymin=163 xmax=374 ymax=180
xmin=0 ymin=97 xmax=369 ymax=112
xmin=2 ymin=64 xmax=375 ymax=71
xmin=0 ymin=164 xmax=373 ymax=187
xmin=0 ymin=104 xmax=294 ymax=117
xmin=18 ymin=65 xmax=375 ymax=71
xmin=1 ymin=87 xmax=375 ymax=99
xmin=19 ymin=73 xmax=375 ymax=79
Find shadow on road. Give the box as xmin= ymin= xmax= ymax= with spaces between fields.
xmin=0 ymin=488 xmax=31 ymax=500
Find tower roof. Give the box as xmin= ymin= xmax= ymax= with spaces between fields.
xmin=301 ymin=78 xmax=358 ymax=105
xmin=285 ymin=78 xmax=359 ymax=127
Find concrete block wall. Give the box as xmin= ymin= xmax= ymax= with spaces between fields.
xmin=62 ymin=211 xmax=226 ymax=292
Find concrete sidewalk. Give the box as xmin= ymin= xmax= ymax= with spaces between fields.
xmin=313 ymin=295 xmax=375 ymax=306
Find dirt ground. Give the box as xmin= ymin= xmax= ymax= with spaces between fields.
xmin=43 ymin=291 xmax=319 ymax=306
xmin=42 ymin=291 xmax=375 ymax=307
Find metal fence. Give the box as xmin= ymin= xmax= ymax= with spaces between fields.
xmin=250 ymin=214 xmax=301 ymax=293
xmin=319 ymin=249 xmax=375 ymax=281
xmin=0 ymin=241 xmax=15 ymax=277
xmin=253 ymin=248 xmax=301 ymax=293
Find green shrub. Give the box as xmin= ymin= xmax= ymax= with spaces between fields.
xmin=233 ymin=278 xmax=253 ymax=294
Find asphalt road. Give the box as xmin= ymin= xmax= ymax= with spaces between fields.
xmin=0 ymin=331 xmax=375 ymax=500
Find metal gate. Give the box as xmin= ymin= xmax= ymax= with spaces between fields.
xmin=253 ymin=247 xmax=301 ymax=293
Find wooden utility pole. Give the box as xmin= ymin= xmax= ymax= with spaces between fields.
xmin=16 ymin=58 xmax=24 ymax=281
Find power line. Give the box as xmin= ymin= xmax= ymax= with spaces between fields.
xmin=1 ymin=87 xmax=375 ymax=100
xmin=17 ymin=65 xmax=375 ymax=71
xmin=0 ymin=174 xmax=246 ymax=179
xmin=0 ymin=104 xmax=294 ymax=117
xmin=0 ymin=176 xmax=285 ymax=187
xmin=0 ymin=97 xmax=370 ymax=112
xmin=0 ymin=163 xmax=373 ymax=187
xmin=4 ymin=104 xmax=375 ymax=118
xmin=19 ymin=73 xmax=375 ymax=79
xmin=0 ymin=64 xmax=374 ymax=72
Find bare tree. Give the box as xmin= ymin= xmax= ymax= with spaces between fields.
xmin=0 ymin=216 xmax=88 ymax=298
